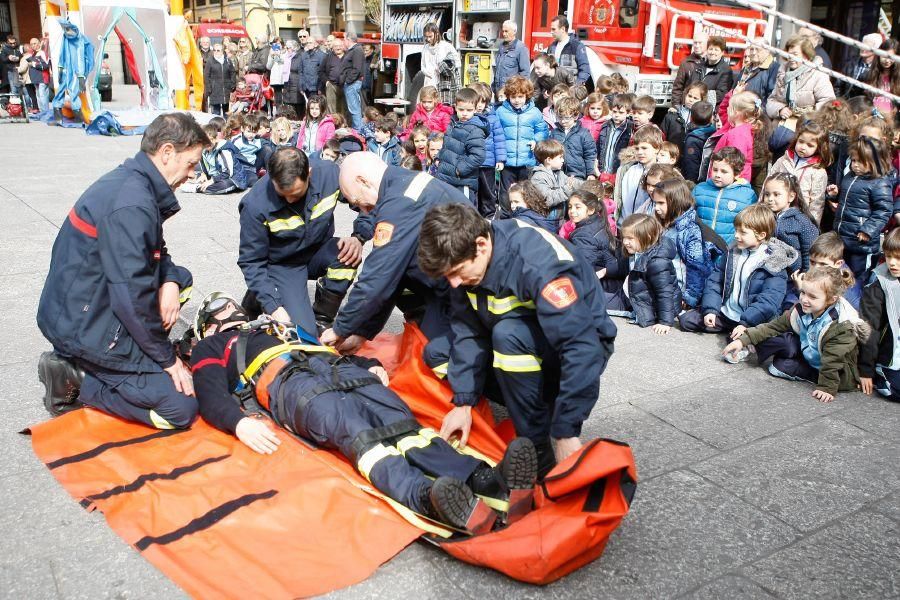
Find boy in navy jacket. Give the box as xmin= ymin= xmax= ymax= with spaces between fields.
xmin=436 ymin=88 xmax=489 ymax=201
xmin=679 ymin=101 xmax=715 ymax=183
xmin=597 ymin=93 xmax=635 ymax=176
xmin=550 ymin=97 xmax=596 ymax=180
xmin=367 ymin=117 xmax=402 ymax=166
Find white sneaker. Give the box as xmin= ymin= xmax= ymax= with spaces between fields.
xmin=724 ymin=348 xmax=750 ymax=364
xmin=767 ymin=363 xmax=801 ymax=381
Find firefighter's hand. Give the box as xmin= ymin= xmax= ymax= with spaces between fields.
xmin=159 ymin=281 xmax=181 ymax=330
xmin=320 ymin=327 xmax=341 ymax=347
xmin=164 ymin=357 xmax=194 ymax=397
xmin=236 ymin=417 xmax=281 ymax=454
xmin=554 ymin=437 xmax=582 ymax=463
xmin=337 ymin=236 xmax=363 ymax=267
xmin=440 ymin=405 xmax=472 ymax=447
xmin=271 ymin=306 xmax=291 ymax=324
xmin=337 ymin=335 xmax=366 ymax=354
xmin=368 ymin=366 xmax=389 ymax=386
xmin=860 ymin=377 xmax=873 ymax=395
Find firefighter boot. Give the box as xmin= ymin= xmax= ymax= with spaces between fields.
xmin=467 ymin=437 xmax=538 ymax=524
xmin=425 ymin=476 xmax=497 ymax=535
xmin=37 ymin=351 xmax=85 ymax=416
xmin=312 ymin=280 xmax=344 ymax=334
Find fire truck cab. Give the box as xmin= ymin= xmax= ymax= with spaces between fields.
xmin=521 ymin=0 xmax=775 ymax=106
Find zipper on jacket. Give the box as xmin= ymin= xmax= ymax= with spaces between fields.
xmin=834 ymin=175 xmax=858 ymax=234
xmin=106 ymin=325 xmax=122 ymax=352
xmin=712 ymin=187 xmax=724 ymax=229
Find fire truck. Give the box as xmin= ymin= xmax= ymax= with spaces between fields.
xmin=379 ymin=0 xmax=774 ymax=108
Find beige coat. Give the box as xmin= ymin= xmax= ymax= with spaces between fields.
xmin=769 ymin=153 xmax=829 ymax=225
xmin=766 ymin=65 xmax=836 ymax=119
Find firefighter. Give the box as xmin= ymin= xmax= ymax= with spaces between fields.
xmin=190 ymin=292 xmax=538 ymax=533
xmin=319 ymin=152 xmax=470 ymax=360
xmin=417 ymin=203 xmax=618 ymax=477
xmin=36 ymin=114 xmax=206 ymax=428
xmin=238 ymin=147 xmax=370 ymax=337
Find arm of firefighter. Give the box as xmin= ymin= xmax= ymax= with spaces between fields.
xmin=447 ymin=289 xmax=492 ymax=407
xmin=158 ymin=243 xmax=193 ymax=291
xmin=532 ymin=269 xmax=607 ymax=439
xmin=237 ymin=203 xmax=282 ymax=314
xmin=191 ymin=338 xmax=246 ymax=434
xmin=351 ymin=209 xmax=375 ymax=241
xmin=98 ymin=206 xmax=177 ymax=368
xmin=333 ymin=214 xmax=418 ymax=339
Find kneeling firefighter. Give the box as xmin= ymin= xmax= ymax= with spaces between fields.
xmin=189 ymin=292 xmax=538 ymax=534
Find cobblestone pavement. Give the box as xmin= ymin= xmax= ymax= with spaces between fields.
xmin=0 ymin=96 xmax=897 ymax=599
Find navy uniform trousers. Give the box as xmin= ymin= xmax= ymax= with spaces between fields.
xmin=268 ymin=370 xmax=481 ymax=514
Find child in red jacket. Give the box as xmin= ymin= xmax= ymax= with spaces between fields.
xmin=400 ymin=86 xmax=454 ymax=140
xmin=710 ymin=90 xmax=759 ymax=181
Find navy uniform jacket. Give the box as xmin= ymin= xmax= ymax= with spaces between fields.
xmin=447 ymin=219 xmax=617 ymax=439
xmin=333 ymin=168 xmax=470 ymax=339
xmin=37 ymin=152 xmax=192 ymax=373
xmin=237 ymin=159 xmax=371 ymax=314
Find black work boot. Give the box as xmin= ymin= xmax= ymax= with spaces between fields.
xmin=468 ymin=437 xmax=538 ymax=524
xmin=312 ymin=280 xmax=344 ymax=333
xmin=37 ymin=352 xmax=85 ymax=416
xmin=426 ymin=477 xmax=497 ymax=535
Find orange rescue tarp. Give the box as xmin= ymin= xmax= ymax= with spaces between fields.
xmin=28 ymin=326 xmax=467 ymax=599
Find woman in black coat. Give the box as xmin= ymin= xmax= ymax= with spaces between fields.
xmin=204 ymin=44 xmax=236 ymax=116
xmin=282 ymin=45 xmax=305 ymax=118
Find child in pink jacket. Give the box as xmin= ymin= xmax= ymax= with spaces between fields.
xmin=709 ymin=90 xmax=758 ymax=181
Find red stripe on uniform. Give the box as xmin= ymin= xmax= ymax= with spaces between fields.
xmin=191 ymin=336 xmax=238 ymax=372
xmin=68 ymin=208 xmax=98 ymax=238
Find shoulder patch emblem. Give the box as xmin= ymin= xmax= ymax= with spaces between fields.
xmin=373 ymin=222 xmax=395 ymax=247
xmin=541 ymin=277 xmax=578 ymax=309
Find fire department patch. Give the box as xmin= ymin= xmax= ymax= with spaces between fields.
xmin=541 ymin=277 xmax=578 ymax=309
xmin=373 ymin=222 xmax=394 ymax=247
xmin=152 ymin=250 xmax=161 ymax=260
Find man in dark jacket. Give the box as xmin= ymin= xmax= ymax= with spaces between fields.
xmin=320 ymin=153 xmax=470 ymax=356
xmin=340 ymin=36 xmax=366 ymax=130
xmin=247 ymin=34 xmax=271 ymax=74
xmin=37 ymin=114 xmax=209 ymax=426
xmin=547 ymin=16 xmax=590 ymax=86
xmin=671 ymin=32 xmax=707 ymax=107
xmin=735 ymin=42 xmax=779 ymax=101
xmin=436 ymin=88 xmax=488 ymax=197
xmin=684 ymin=36 xmax=734 ymax=109
xmin=320 ymin=36 xmax=345 ymax=116
xmin=837 ymin=32 xmax=881 ymax=97
xmin=493 ymin=21 xmax=530 ymax=94
xmin=417 ymin=203 xmax=617 ymax=477
xmin=1 ymin=34 xmax=22 ymax=94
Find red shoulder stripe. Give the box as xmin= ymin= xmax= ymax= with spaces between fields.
xmin=68 ymin=208 xmax=98 ymax=238
xmin=191 ymin=336 xmax=238 ymax=372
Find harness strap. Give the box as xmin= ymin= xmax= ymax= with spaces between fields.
xmin=350 ymin=418 xmax=420 ymax=460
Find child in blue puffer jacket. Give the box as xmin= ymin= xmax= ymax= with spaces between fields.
xmin=472 ymin=81 xmax=507 ymax=218
xmin=652 ymin=177 xmax=717 ymax=308
xmin=693 ymin=147 xmax=757 ymax=244
xmin=496 ymin=75 xmax=549 ymax=212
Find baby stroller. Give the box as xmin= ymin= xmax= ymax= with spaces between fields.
xmin=242 ymin=73 xmax=273 ymax=115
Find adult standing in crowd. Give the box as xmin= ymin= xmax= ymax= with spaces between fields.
xmin=361 ymin=42 xmax=378 ymax=107
xmin=681 ymin=35 xmax=733 ymax=108
xmin=234 ymin=37 xmax=253 ymax=78
xmin=37 ymin=113 xmax=208 ymax=427
xmin=22 ymin=37 xmax=50 ymax=113
xmin=838 ymin=32 xmax=882 ymax=97
xmin=797 ymin=27 xmax=832 ymax=70
xmin=198 ymin=36 xmax=212 ymax=64
xmin=530 ymin=53 xmax=575 ymax=111
xmin=320 ymin=35 xmax=345 ymax=117
xmin=298 ymin=31 xmax=325 ymax=112
xmin=864 ymin=37 xmax=900 ymax=115
xmin=734 ymin=38 xmax=779 ymax=101
xmin=672 ymin=32 xmax=707 ymax=107
xmin=766 ymin=35 xmax=836 ymax=153
xmin=268 ymin=38 xmax=290 ymax=109
xmin=547 ymin=16 xmax=590 ymax=87
xmin=1 ymin=34 xmax=22 ymax=95
xmin=493 ymin=20 xmax=530 ymax=95
xmin=422 ymin=23 xmax=460 ymax=105
xmin=204 ymin=43 xmax=236 ymax=117
xmin=341 ymin=35 xmax=366 ymax=130
xmin=248 ymin=34 xmax=271 ymax=75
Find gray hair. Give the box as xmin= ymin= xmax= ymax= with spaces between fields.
xmin=285 ymin=39 xmax=299 ymax=51
xmin=502 ymin=20 xmax=518 ymax=33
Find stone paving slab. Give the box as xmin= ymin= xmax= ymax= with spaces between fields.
xmin=1 ymin=105 xmax=898 ymax=598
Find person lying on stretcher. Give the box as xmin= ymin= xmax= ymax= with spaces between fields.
xmin=189 ymin=292 xmax=538 ymax=534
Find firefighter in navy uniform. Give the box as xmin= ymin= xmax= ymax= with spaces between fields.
xmin=320 ymin=152 xmax=469 ymax=359
xmin=238 ymin=147 xmax=371 ymax=337
xmin=36 ymin=114 xmax=207 ymax=428
xmin=418 ymin=203 xmax=617 ymax=477
xmin=189 ymin=292 xmax=538 ymax=533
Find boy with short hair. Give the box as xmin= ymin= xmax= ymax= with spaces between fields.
xmin=679 ymin=203 xmax=797 ymax=334
xmin=808 ymin=232 xmax=845 ymax=270
xmin=859 ymin=228 xmax=900 ymax=399
xmin=530 ymin=139 xmax=577 ymax=223
xmin=597 ymin=93 xmax=635 ymax=176
xmin=550 ymin=97 xmax=596 ymax=181
xmin=435 ymin=87 xmax=489 ymax=200
xmin=692 ymin=146 xmax=757 ymax=244
xmin=231 ymin=113 xmax=273 ymax=175
xmin=631 ymin=95 xmax=657 ymax=134
xmin=615 ymin=125 xmax=663 ymax=220
xmin=470 ymin=81 xmax=506 ymax=218
xmin=657 ymin=141 xmax=680 ymax=166
xmin=680 ymin=100 xmax=716 ymax=182
xmin=367 ymin=116 xmax=402 ymax=166
xmin=190 ymin=123 xmax=255 ymax=194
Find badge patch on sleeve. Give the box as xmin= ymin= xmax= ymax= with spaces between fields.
xmin=373 ymin=222 xmax=395 ymax=247
xmin=541 ymin=277 xmax=578 ymax=309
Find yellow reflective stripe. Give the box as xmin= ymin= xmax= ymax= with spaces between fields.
xmin=432 ymin=362 xmax=448 ymax=379
xmin=325 ymin=267 xmax=356 ymax=281
xmin=178 ymin=285 xmax=193 ymax=304
xmin=241 ymin=341 xmax=337 ymax=383
xmin=486 ymin=295 xmax=535 ymax=314
xmin=395 ymin=428 xmax=441 ymax=456
xmin=357 ymin=443 xmax=401 ymax=479
xmin=492 ymin=351 xmax=542 ymax=373
xmin=404 ymin=172 xmax=433 ymax=201
xmin=478 ymin=494 xmax=510 ymax=513
xmin=358 ymin=485 xmax=455 ymax=538
xmin=466 ymin=291 xmax=478 ymax=311
xmin=148 ymin=410 xmax=175 ymax=430
xmin=265 ymin=215 xmax=305 ymax=232
xmin=513 ymin=220 xmax=573 ymax=262
xmin=449 ymin=438 xmax=497 ymax=467
xmin=310 ymin=191 xmax=339 ymax=220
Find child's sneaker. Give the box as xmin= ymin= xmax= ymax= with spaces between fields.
xmin=768 ymin=363 xmax=801 ymax=381
xmin=724 ymin=348 xmax=750 ymax=364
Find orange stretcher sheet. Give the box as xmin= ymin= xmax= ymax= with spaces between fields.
xmin=28 ymin=325 xmax=505 ymax=599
